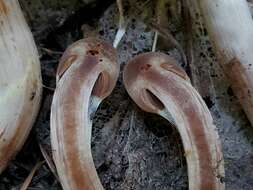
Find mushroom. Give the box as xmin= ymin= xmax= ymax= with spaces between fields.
xmin=0 ymin=0 xmax=42 ymax=172
xmin=123 ymin=52 xmax=225 ymax=190
xmin=50 ymin=38 xmax=119 ymax=190
xmin=191 ymin=0 xmax=253 ymax=126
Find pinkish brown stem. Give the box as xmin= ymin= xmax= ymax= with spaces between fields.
xmin=51 ymin=38 xmax=119 ymax=190
xmin=123 ymin=52 xmax=225 ymax=190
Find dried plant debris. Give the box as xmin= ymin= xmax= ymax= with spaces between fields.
xmin=194 ymin=0 xmax=253 ymax=127
xmin=187 ymin=1 xmax=253 ymax=189
xmin=0 ymin=0 xmax=253 ymax=189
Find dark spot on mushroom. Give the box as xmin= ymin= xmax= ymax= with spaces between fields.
xmin=87 ymin=50 xmax=99 ymax=56
xmin=30 ymin=91 xmax=36 ymax=101
xmin=140 ymin=64 xmax=151 ymax=72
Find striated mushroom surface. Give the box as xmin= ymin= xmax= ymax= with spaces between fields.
xmin=123 ymin=52 xmax=225 ymax=190
xmin=0 ymin=0 xmax=42 ymax=173
xmin=51 ymin=38 xmax=119 ymax=190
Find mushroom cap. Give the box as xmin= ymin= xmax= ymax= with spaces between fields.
xmin=123 ymin=52 xmax=189 ymax=113
xmin=57 ymin=37 xmax=119 ymax=99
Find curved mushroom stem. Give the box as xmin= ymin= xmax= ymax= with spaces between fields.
xmin=50 ymin=38 xmax=119 ymax=190
xmin=190 ymin=0 xmax=253 ymax=126
xmin=0 ymin=0 xmax=42 ymax=172
xmin=123 ymin=52 xmax=225 ymax=190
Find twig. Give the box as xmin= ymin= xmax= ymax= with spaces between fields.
xmin=152 ymin=0 xmax=166 ymax=52
xmin=130 ymin=1 xmax=187 ymax=66
xmin=148 ymin=20 xmax=187 ymax=66
xmin=39 ymin=143 xmax=59 ymax=181
xmin=20 ymin=161 xmax=44 ymax=190
xmin=182 ymin=0 xmax=194 ymax=80
xmin=42 ymin=84 xmax=55 ymax=92
xmin=113 ymin=0 xmax=127 ymax=48
xmin=152 ymin=32 xmax=158 ymax=52
xmin=41 ymin=47 xmax=63 ymax=56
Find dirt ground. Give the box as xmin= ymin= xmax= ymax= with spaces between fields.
xmin=0 ymin=0 xmax=253 ymax=189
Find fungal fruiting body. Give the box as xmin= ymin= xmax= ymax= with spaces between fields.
xmin=123 ymin=52 xmax=225 ymax=190
xmin=50 ymin=38 xmax=119 ymax=190
xmin=0 ymin=0 xmax=42 ymax=172
xmin=194 ymin=0 xmax=253 ymax=126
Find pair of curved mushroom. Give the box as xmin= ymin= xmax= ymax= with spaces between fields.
xmin=51 ymin=38 xmax=225 ymax=190
xmin=0 ymin=1 xmax=224 ymax=189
